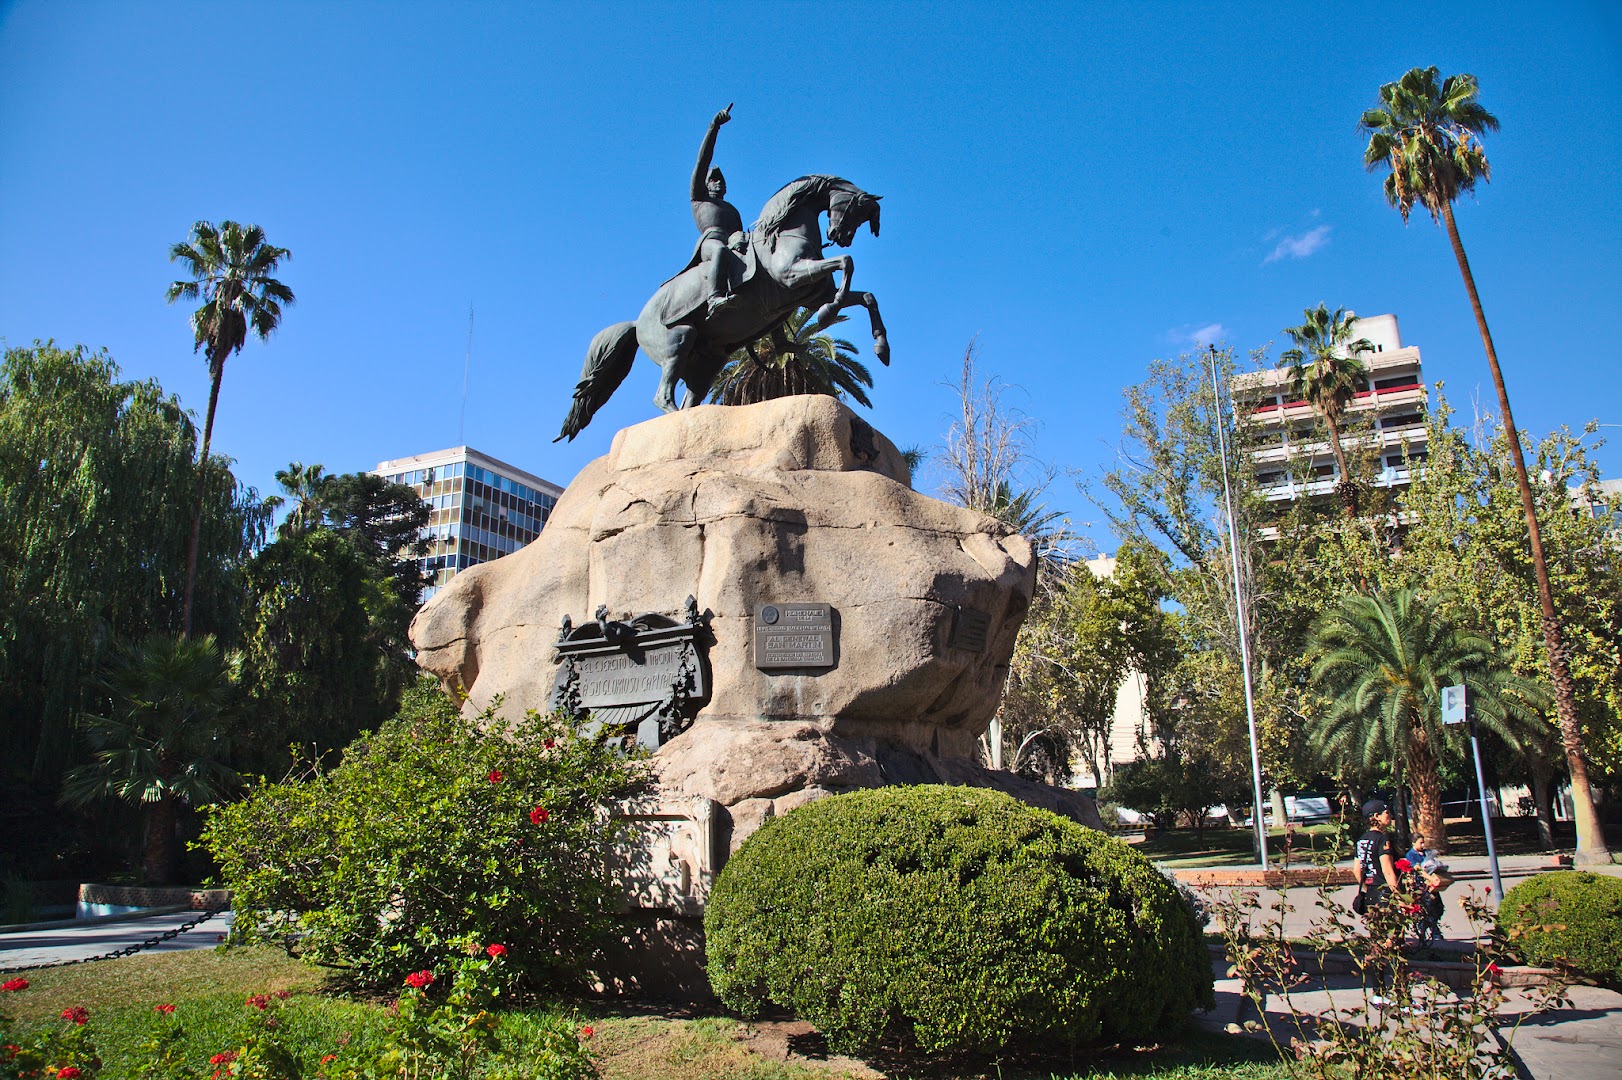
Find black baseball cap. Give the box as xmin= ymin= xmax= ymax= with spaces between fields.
xmin=1362 ymin=798 xmax=1389 ymax=817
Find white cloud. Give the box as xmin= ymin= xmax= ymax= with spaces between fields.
xmin=1264 ymin=224 xmax=1332 ymax=264
xmin=1187 ymin=323 xmax=1227 ymax=347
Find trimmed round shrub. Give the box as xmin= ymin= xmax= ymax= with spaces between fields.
xmin=704 ymin=785 xmax=1214 ymax=1054
xmin=1499 ymin=871 xmax=1622 ymax=987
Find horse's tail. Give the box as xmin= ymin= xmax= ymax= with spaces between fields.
xmin=555 ymin=321 xmax=638 ymax=442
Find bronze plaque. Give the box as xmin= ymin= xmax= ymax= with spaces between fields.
xmin=575 ymin=644 xmax=690 ymax=708
xmin=754 ymin=603 xmax=835 ymax=669
xmin=948 ymin=605 xmax=990 ymax=653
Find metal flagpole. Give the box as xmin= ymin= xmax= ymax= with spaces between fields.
xmin=1208 ymin=345 xmax=1269 ymax=869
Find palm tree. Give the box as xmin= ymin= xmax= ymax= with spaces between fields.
xmin=62 ymin=635 xmax=240 ymax=883
xmin=708 ymin=309 xmax=874 ymax=406
xmin=1307 ymin=588 xmax=1541 ymax=854
xmin=1360 ymin=68 xmax=1613 ymax=864
xmin=166 ymin=221 xmax=294 ymax=636
xmin=1279 ymin=304 xmax=1374 ymax=518
xmin=267 ymin=461 xmax=331 ymax=539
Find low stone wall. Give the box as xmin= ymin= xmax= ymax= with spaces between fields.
xmin=1174 ymin=867 xmax=1357 ymax=888
xmin=78 ymin=884 xmax=230 ymax=910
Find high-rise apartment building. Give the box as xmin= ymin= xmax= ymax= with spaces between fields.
xmin=1231 ymin=312 xmax=1428 ymax=504
xmin=374 ymin=446 xmax=563 ymax=601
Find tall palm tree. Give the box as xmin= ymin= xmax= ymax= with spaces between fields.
xmin=267 ymin=461 xmax=331 ymax=539
xmin=1307 ymin=588 xmax=1541 ymax=854
xmin=62 ymin=634 xmax=239 ymax=883
xmin=1360 ymin=68 xmax=1613 ymax=864
xmin=1279 ymin=304 xmax=1374 ymax=518
xmin=166 ymin=221 xmax=294 ymax=636
xmin=708 ymin=309 xmax=874 ymax=406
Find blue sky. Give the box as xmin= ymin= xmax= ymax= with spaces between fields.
xmin=3 ymin=2 xmax=1619 ymax=551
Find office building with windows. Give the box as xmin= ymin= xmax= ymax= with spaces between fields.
xmin=1231 ymin=312 xmax=1428 ymax=505
xmin=374 ymin=446 xmax=563 ymax=601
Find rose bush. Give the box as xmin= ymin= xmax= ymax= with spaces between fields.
xmin=203 ymin=680 xmax=647 ymax=990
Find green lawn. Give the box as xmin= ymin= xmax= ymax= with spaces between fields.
xmin=2 ymin=947 xmax=1288 ymax=1080
xmin=1125 ymin=817 xmax=1622 ymax=868
xmin=1126 ymin=824 xmax=1344 ymax=868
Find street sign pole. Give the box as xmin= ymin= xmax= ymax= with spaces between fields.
xmin=1443 ymin=684 xmax=1504 ymax=901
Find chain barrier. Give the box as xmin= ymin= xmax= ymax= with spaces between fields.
xmin=0 ymin=907 xmax=228 ymax=974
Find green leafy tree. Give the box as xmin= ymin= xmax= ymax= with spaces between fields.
xmin=1091 ymin=346 xmax=1319 ymax=802
xmin=1307 ymin=588 xmax=1542 ymax=853
xmin=1360 ymin=68 xmax=1611 ymax=864
xmin=0 ymin=343 xmax=266 ymax=787
xmin=708 ymin=308 xmax=874 ymax=406
xmin=316 ymin=470 xmax=431 ymax=609
xmin=1297 ymin=393 xmax=1622 ymax=847
xmin=1279 ymin=304 xmax=1374 ymax=517
xmin=166 ymin=220 xmax=294 ymax=636
xmin=237 ymin=529 xmax=398 ymax=766
xmin=61 ymin=634 xmax=239 ymax=883
xmin=1003 ymin=545 xmax=1176 ymax=785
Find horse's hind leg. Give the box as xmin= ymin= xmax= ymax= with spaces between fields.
xmin=681 ymin=345 xmax=728 ymax=407
xmin=645 ymin=325 xmax=691 ymax=414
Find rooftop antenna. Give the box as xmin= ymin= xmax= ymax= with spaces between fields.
xmin=459 ymin=306 xmax=473 ymax=447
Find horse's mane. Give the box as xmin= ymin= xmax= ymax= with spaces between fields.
xmin=752 ymin=175 xmax=859 ymax=237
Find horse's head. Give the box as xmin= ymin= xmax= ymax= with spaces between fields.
xmin=826 ymin=186 xmax=881 ymax=248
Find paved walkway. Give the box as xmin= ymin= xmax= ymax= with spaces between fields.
xmin=1198 ymin=952 xmax=1622 ymax=1079
xmin=0 ymin=909 xmax=233 ymax=970
xmin=1193 ymin=854 xmax=1622 ymax=943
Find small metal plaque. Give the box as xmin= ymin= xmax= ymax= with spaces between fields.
xmin=949 ymin=605 xmax=990 ymax=653
xmin=755 ymin=603 xmax=835 ymax=669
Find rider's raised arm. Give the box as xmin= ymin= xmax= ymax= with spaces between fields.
xmin=691 ymin=105 xmax=731 ymax=201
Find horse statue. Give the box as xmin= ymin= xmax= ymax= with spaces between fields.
xmin=555 ymin=175 xmax=887 ymax=442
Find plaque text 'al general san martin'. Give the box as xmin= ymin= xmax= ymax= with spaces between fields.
xmin=754 ymin=603 xmax=835 ymax=669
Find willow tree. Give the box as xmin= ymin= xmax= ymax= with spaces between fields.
xmin=0 ymin=343 xmax=267 ymax=782
xmin=1360 ymin=67 xmax=1612 ymax=864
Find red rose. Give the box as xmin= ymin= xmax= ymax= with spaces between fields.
xmin=544 ymin=738 xmax=555 ymax=749
xmin=61 ymin=1006 xmax=89 ymax=1024
xmin=530 ymin=806 xmax=550 ymax=825
xmin=58 ymin=1068 xmax=82 ymax=1079
xmin=154 ymin=1003 xmax=177 ymax=1014
xmin=246 ymin=994 xmax=270 ymax=1009
xmin=488 ymin=770 xmax=503 ymax=784
xmin=486 ymin=943 xmax=507 ymax=957
xmin=1405 ymin=903 xmax=1423 ymax=915
xmin=1 ymin=978 xmax=27 ymax=992
xmin=1487 ymin=962 xmax=1503 ymax=975
xmin=210 ymin=1050 xmax=238 ymax=1065
xmin=404 ymin=970 xmax=435 ymax=989
xmin=579 ymin=1025 xmax=595 ymax=1039
xmin=1394 ymin=858 xmax=1414 ymax=873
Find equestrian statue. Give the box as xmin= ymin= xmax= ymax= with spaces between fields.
xmin=556 ymin=106 xmax=887 ymax=442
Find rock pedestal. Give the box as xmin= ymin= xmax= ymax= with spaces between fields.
xmin=410 ymin=396 xmax=1101 ymax=988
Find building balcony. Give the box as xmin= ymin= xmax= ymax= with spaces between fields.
xmin=1247 ymin=382 xmax=1425 ymax=425
xmin=1256 ymin=464 xmax=1423 ymax=502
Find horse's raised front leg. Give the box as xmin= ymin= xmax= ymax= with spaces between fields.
xmin=830 ymin=290 xmax=889 ymax=365
xmin=807 ymin=255 xmax=855 ymax=333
